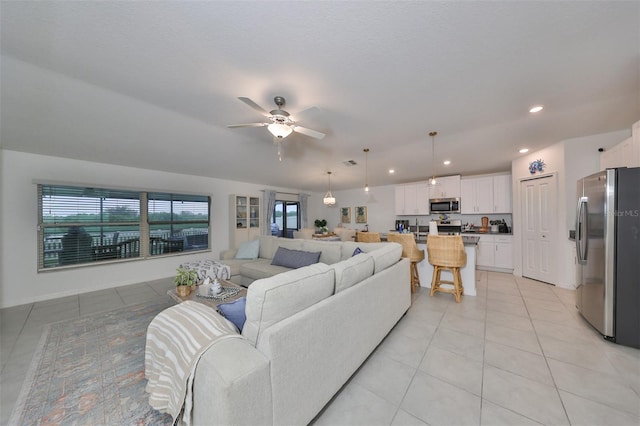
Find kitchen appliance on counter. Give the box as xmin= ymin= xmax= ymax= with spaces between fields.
xmin=429 ymin=198 xmax=460 ymax=214
xmin=395 ymin=219 xmax=410 ymax=232
xmin=436 ymin=219 xmax=462 ymax=235
xmin=575 ymin=167 xmax=640 ymax=348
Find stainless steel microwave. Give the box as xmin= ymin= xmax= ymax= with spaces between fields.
xmin=429 ymin=198 xmax=460 ymax=213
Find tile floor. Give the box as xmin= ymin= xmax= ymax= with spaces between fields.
xmin=1 ymin=271 xmax=639 ymax=425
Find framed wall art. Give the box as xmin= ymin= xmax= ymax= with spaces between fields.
xmin=355 ymin=206 xmax=367 ymax=224
xmin=340 ymin=207 xmax=351 ymax=223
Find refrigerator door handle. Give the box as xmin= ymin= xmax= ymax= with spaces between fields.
xmin=575 ymin=196 xmax=588 ymax=265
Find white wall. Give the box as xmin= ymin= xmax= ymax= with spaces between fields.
xmin=0 ymin=150 xmax=309 ymax=308
xmin=511 ymin=129 xmax=630 ymax=288
xmin=308 ymin=186 xmax=397 ymax=233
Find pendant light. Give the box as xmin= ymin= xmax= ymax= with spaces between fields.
xmin=429 ymin=131 xmax=438 ymax=185
xmin=323 ymin=171 xmax=336 ymax=205
xmin=363 ymin=148 xmax=370 ymax=192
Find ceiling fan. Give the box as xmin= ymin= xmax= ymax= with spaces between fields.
xmin=227 ymin=96 xmax=326 ymax=140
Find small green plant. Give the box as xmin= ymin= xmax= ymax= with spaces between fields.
xmin=314 ymin=219 xmax=327 ymax=228
xmin=174 ymin=267 xmax=198 ymax=287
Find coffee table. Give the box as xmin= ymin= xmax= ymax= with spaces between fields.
xmin=167 ymin=279 xmax=247 ymax=309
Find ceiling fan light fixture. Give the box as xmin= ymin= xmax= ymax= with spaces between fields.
xmin=323 ymin=171 xmax=336 ymax=206
xmin=267 ymin=123 xmax=293 ymax=139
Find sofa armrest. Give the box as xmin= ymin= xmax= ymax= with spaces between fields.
xmin=192 ymin=338 xmax=272 ymax=426
xmin=220 ymin=249 xmax=238 ymax=260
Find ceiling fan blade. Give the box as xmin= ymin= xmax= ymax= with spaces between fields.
xmin=293 ymin=105 xmax=321 ymax=117
xmin=292 ymin=125 xmax=325 ymax=140
xmin=237 ymin=97 xmax=270 ymax=116
xmin=227 ymin=123 xmax=268 ymax=128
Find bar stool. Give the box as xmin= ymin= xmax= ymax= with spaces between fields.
xmin=427 ymin=235 xmax=466 ymax=302
xmin=387 ymin=233 xmax=425 ymax=293
xmin=356 ymin=232 xmax=381 ymax=242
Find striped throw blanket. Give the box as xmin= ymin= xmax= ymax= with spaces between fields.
xmin=145 ymin=301 xmax=241 ymax=425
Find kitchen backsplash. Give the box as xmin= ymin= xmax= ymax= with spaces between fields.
xmin=399 ymin=214 xmax=512 ymax=228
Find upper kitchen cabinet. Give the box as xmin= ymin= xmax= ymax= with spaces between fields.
xmin=395 ymin=182 xmax=430 ymax=215
xmin=461 ymin=174 xmax=511 ymax=214
xmin=492 ymin=174 xmax=512 ymax=213
xmin=600 ymin=120 xmax=640 ymax=169
xmin=461 ymin=176 xmax=493 ymax=213
xmin=428 ymin=175 xmax=461 ymax=199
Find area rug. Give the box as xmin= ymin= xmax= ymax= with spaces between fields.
xmin=10 ymin=301 xmax=175 ymax=426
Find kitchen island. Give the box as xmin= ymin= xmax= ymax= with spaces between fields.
xmin=416 ymin=236 xmax=479 ymax=296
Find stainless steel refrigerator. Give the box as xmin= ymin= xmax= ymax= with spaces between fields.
xmin=575 ymin=167 xmax=640 ymax=348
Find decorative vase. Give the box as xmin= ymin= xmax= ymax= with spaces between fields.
xmin=176 ymin=285 xmax=191 ymax=297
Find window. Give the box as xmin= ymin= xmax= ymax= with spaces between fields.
xmin=273 ymin=201 xmax=299 ymax=238
xmin=148 ymin=193 xmax=210 ymax=255
xmin=38 ymin=184 xmax=210 ymax=270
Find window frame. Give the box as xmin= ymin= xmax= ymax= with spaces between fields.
xmin=37 ymin=184 xmax=211 ymax=271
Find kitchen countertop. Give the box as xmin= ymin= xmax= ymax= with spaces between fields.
xmin=461 ymin=230 xmax=512 ymax=235
xmin=381 ymin=233 xmax=480 ymax=245
xmin=414 ymin=236 xmax=479 ymax=245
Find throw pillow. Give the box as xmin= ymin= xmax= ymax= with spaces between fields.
xmin=217 ymin=297 xmax=247 ymax=331
xmin=271 ymin=246 xmax=321 ymax=269
xmin=236 ymin=239 xmax=260 ymax=259
xmin=352 ymin=247 xmax=363 ymax=256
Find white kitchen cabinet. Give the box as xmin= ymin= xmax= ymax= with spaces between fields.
xmin=494 ymin=235 xmax=514 ymax=269
xmin=230 ymin=195 xmax=261 ymax=249
xmin=428 ymin=175 xmax=461 ymax=199
xmin=600 ymin=122 xmax=640 ymax=169
xmin=395 ymin=182 xmax=429 ymax=215
xmin=476 ymin=234 xmax=513 ymax=270
xmin=461 ymin=176 xmax=493 ymax=213
xmin=461 ymin=174 xmax=511 ymax=214
xmin=492 ymin=174 xmax=512 ymax=213
xmin=476 ymin=235 xmax=495 ymax=268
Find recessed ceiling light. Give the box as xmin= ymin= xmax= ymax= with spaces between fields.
xmin=388 ymin=169 xmax=395 ymax=174
xmin=443 ymin=160 xmax=451 ymax=165
xmin=519 ymin=148 xmax=529 ymax=153
xmin=529 ymin=105 xmax=543 ymax=113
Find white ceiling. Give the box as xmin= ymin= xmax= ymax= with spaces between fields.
xmin=1 ymin=1 xmax=639 ymax=192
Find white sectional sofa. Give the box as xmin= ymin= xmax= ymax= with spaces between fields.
xmin=191 ymin=236 xmax=411 ymax=425
xmin=221 ymin=235 xmax=392 ymax=287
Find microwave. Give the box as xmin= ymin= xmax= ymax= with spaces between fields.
xmin=429 ymin=198 xmax=460 ymax=213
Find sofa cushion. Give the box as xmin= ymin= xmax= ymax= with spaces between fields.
xmin=217 ymin=297 xmax=247 ymax=331
xmin=236 ymin=239 xmax=260 ymax=259
xmin=340 ymin=241 xmax=387 ymax=260
xmin=242 ymin=263 xmax=335 ymax=346
xmin=219 ymin=258 xmax=254 ymax=277
xmin=332 ymin=253 xmax=374 ymax=293
xmin=272 ymin=238 xmax=305 ymax=253
xmin=352 ymin=247 xmax=363 ymax=256
xmin=271 ymin=247 xmax=321 ymax=269
xmin=240 ymin=259 xmax=292 ymax=281
xmin=302 ymin=240 xmax=342 ymax=265
xmin=368 ymin=242 xmax=403 ymax=273
xmin=258 ymin=235 xmax=278 ymax=259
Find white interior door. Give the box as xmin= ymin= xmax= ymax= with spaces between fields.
xmin=520 ymin=175 xmax=557 ymax=284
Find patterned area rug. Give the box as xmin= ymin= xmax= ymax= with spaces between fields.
xmin=10 ymin=301 xmax=175 ymax=426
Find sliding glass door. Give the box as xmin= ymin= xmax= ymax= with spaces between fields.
xmin=273 ymin=201 xmax=299 ymax=238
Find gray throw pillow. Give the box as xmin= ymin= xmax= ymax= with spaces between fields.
xmin=271 ymin=246 xmax=321 ymax=269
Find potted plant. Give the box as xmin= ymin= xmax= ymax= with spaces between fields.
xmin=314 ymin=219 xmax=328 ymax=234
xmin=174 ymin=266 xmax=198 ymax=297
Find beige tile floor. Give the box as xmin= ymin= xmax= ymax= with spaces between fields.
xmin=1 ymin=272 xmax=639 ymax=425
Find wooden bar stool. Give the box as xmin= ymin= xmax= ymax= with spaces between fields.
xmin=427 ymin=235 xmax=466 ymax=302
xmin=387 ymin=232 xmax=425 ymax=293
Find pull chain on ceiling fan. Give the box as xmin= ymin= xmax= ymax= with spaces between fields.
xmin=429 ymin=131 xmax=438 ymax=185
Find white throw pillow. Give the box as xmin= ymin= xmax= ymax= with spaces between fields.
xmin=235 ymin=239 xmax=260 ymax=259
